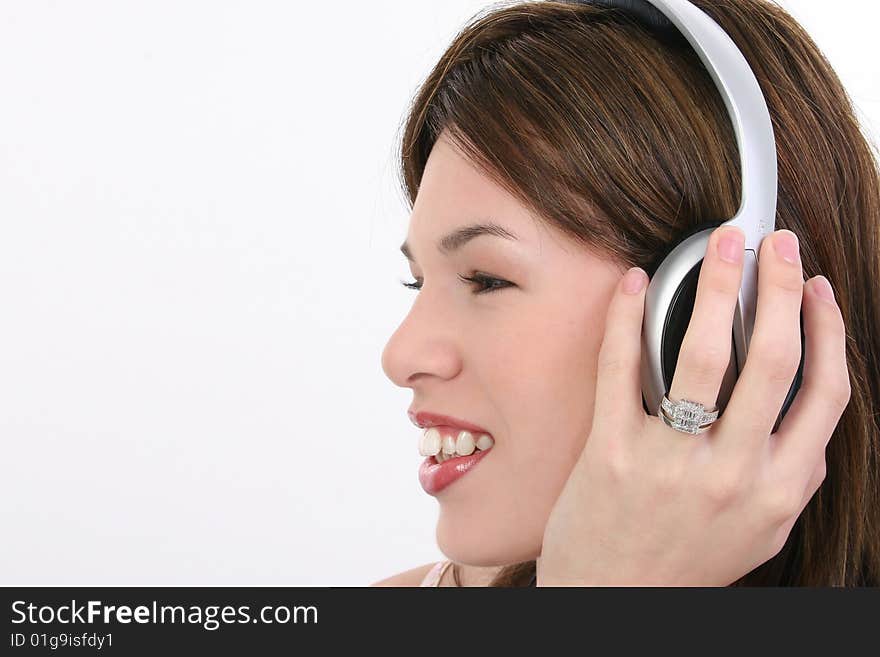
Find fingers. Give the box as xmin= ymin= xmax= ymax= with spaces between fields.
xmin=718 ymin=230 xmax=806 ymax=454
xmin=667 ymin=225 xmax=745 ymax=414
xmin=592 ymin=266 xmax=649 ymax=435
xmin=770 ymin=275 xmax=850 ymax=481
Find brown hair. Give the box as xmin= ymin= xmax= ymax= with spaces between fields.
xmin=396 ymin=0 xmax=880 ymax=586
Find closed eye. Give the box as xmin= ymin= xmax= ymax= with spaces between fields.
xmin=401 ymin=273 xmax=513 ymax=295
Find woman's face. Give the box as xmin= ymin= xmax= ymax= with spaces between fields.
xmin=381 ymin=130 xmax=627 ymax=567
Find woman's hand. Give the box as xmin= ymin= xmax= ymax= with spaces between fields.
xmin=537 ymin=227 xmax=851 ymax=586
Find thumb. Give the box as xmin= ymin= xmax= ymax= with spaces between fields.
xmin=591 ymin=266 xmax=649 ymax=434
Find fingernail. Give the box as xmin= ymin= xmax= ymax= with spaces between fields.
xmin=717 ymin=227 xmax=744 ymax=264
xmin=813 ymin=275 xmax=835 ymax=303
xmin=774 ymin=230 xmax=800 ymax=265
xmin=623 ymin=267 xmax=647 ymax=294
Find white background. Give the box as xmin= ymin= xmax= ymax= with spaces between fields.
xmin=1 ymin=1 xmax=877 ymax=585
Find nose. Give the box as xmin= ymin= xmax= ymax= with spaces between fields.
xmin=381 ymin=295 xmax=462 ymax=389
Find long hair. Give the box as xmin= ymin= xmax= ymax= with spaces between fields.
xmin=396 ymin=0 xmax=880 ymax=586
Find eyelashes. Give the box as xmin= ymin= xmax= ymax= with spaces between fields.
xmin=401 ymin=273 xmax=513 ymax=295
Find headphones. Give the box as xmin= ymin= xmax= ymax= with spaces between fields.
xmin=524 ymin=0 xmax=805 ymax=588
xmin=574 ymin=0 xmax=805 ymax=433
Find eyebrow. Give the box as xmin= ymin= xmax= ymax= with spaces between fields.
xmin=399 ymin=221 xmax=519 ymax=262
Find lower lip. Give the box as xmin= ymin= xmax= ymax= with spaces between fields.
xmin=418 ymin=448 xmax=491 ymax=496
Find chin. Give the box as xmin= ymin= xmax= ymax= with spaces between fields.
xmin=435 ymin=507 xmax=543 ymax=567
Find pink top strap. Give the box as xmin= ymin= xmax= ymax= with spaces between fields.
xmin=419 ymin=560 xmax=453 ymax=587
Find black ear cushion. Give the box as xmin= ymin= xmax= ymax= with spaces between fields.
xmin=642 ymin=224 xmax=806 ymax=433
xmin=660 ymin=258 xmax=703 ymax=395
xmin=775 ymin=306 xmax=805 ymax=433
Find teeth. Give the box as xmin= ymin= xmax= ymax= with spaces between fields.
xmin=419 ymin=427 xmax=494 ymax=461
xmin=418 ymin=428 xmax=441 ymax=456
xmin=455 ymin=431 xmax=475 ymax=456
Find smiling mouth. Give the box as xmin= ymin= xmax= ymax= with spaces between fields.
xmin=418 ymin=426 xmax=495 ymax=461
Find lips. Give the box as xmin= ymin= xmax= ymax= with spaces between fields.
xmin=418 ymin=448 xmax=491 ymax=495
xmin=408 ymin=410 xmax=493 ymax=437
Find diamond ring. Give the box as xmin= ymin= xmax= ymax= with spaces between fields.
xmin=658 ymin=394 xmax=719 ymax=435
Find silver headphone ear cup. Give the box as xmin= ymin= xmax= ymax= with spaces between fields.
xmin=641 ymin=228 xmax=806 ymax=433
xmin=640 ymin=228 xmax=739 ymax=418
xmin=639 ymin=263 xmax=741 ymax=417
xmin=641 ymin=222 xmax=724 ymax=415
xmin=658 ymin=257 xmax=739 ymax=416
xmin=641 ymin=227 xmax=719 ymax=416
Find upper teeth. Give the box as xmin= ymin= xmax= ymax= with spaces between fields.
xmin=418 ymin=428 xmax=494 ymax=460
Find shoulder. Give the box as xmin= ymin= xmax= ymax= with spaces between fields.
xmin=370 ymin=561 xmax=446 ymax=587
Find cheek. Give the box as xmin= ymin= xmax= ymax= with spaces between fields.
xmin=487 ymin=308 xmax=604 ymax=467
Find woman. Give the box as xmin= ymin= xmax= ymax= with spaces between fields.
xmin=373 ymin=0 xmax=880 ymax=586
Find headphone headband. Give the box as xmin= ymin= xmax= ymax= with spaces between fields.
xmin=565 ymin=1 xmax=797 ymax=432
xmin=574 ymin=0 xmax=777 ymax=250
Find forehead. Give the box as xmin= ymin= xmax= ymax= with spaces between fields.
xmin=406 ymin=133 xmax=562 ymax=258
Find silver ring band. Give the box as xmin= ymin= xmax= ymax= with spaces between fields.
xmin=658 ymin=394 xmax=719 ymax=435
